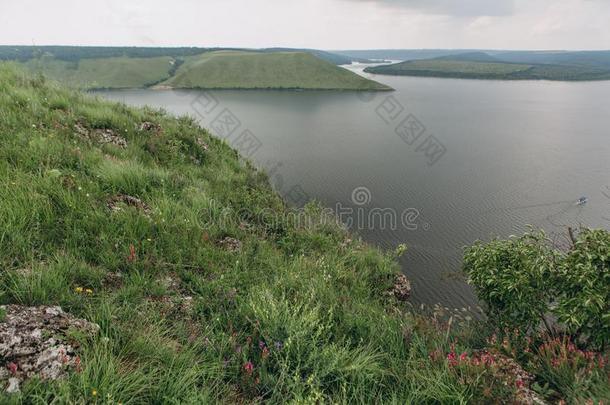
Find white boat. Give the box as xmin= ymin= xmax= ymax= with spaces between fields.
xmin=576 ymin=196 xmax=588 ymax=205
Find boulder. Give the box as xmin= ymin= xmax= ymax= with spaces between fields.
xmin=0 ymin=305 xmax=99 ymax=394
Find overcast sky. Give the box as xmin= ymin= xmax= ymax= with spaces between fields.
xmin=1 ymin=0 xmax=609 ymax=50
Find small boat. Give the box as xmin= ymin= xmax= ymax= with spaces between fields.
xmin=576 ymin=196 xmax=588 ymax=205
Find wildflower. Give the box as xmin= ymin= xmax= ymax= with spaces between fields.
xmin=515 ymin=379 xmax=525 ymax=389
xmin=75 ymin=287 xmax=83 ymax=293
xmin=446 ymin=351 xmax=457 ymax=367
xmin=74 ymin=356 xmax=82 ymax=373
xmin=243 ymin=361 xmax=254 ymax=375
xmin=459 ymin=352 xmax=468 ymax=362
xmin=258 ymin=340 xmax=266 ymax=350
xmin=92 ymin=389 xmax=97 ymax=396
xmin=127 ymin=244 xmax=137 ymax=263
xmin=262 ymin=347 xmax=270 ymax=359
xmin=274 ymin=341 xmax=283 ymax=350
xmin=7 ymin=362 xmax=18 ymax=375
xmin=480 ymin=352 xmax=495 ymax=366
xmin=85 ymin=288 xmax=93 ymax=294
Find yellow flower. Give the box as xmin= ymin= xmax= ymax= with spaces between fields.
xmin=75 ymin=287 xmax=83 ymax=293
xmin=85 ymin=289 xmax=93 ymax=294
xmin=92 ymin=389 xmax=97 ymax=396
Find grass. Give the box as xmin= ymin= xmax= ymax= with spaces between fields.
xmin=366 ymin=58 xmax=610 ymax=81
xmin=160 ymin=50 xmax=391 ymax=90
xmin=20 ymin=56 xmax=176 ymax=89
xmin=0 ymin=65 xmax=607 ymax=404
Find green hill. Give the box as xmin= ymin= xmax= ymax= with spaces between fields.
xmin=160 ymin=50 xmax=391 ymax=90
xmin=10 ymin=48 xmax=389 ymax=90
xmin=365 ymin=51 xmax=610 ymax=81
xmin=20 ymin=55 xmax=176 ymax=89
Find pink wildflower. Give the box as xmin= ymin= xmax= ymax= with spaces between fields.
xmin=243 ymin=361 xmax=254 ymax=375
xmin=7 ymin=362 xmax=18 ymax=375
xmin=447 ymin=351 xmax=457 ymax=367
xmin=459 ymin=352 xmax=468 ymax=362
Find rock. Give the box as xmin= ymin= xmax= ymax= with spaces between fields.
xmin=102 ymin=271 xmax=124 ymax=289
xmin=219 ymin=237 xmax=242 ymax=252
xmin=74 ymin=123 xmax=127 ymax=148
xmin=474 ymin=350 xmax=546 ymax=405
xmin=0 ymin=305 xmax=99 ymax=394
xmin=138 ymin=121 xmax=162 ymax=133
xmin=5 ymin=378 xmax=20 ymax=394
xmin=391 ymin=274 xmax=411 ymax=302
xmin=107 ymin=194 xmax=151 ymax=215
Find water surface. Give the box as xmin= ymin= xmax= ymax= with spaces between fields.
xmin=97 ymin=66 xmax=610 ymax=308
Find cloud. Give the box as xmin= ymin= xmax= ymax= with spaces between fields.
xmin=345 ymin=0 xmax=515 ymax=17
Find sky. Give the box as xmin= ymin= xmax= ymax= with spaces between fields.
xmin=1 ymin=0 xmax=609 ymax=50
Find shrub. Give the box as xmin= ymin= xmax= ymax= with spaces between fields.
xmin=463 ymin=229 xmax=557 ymax=332
xmin=464 ymin=228 xmax=610 ymax=349
xmin=553 ymin=229 xmax=610 ymax=348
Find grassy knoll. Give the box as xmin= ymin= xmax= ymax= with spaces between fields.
xmin=366 ymin=53 xmax=610 ymax=81
xmin=1 ymin=65 xmax=607 ymax=404
xmin=161 ymin=50 xmax=391 ymax=90
xmin=19 ymin=56 xmax=176 ymax=89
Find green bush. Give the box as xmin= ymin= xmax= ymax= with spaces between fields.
xmin=554 ymin=229 xmax=610 ymax=348
xmin=463 ymin=229 xmax=557 ymax=332
xmin=464 ymin=228 xmax=610 ymax=349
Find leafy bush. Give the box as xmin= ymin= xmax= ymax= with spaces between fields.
xmin=464 ymin=228 xmax=610 ymax=349
xmin=554 ymin=229 xmax=610 ymax=348
xmin=463 ymin=229 xmax=557 ymax=332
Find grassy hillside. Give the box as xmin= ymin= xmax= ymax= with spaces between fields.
xmin=160 ymin=51 xmax=391 ymax=90
xmin=0 ymin=64 xmax=437 ymax=403
xmin=2 ymin=66 xmax=607 ymax=403
xmin=20 ymin=56 xmax=176 ymax=89
xmin=365 ymin=52 xmax=610 ymax=81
